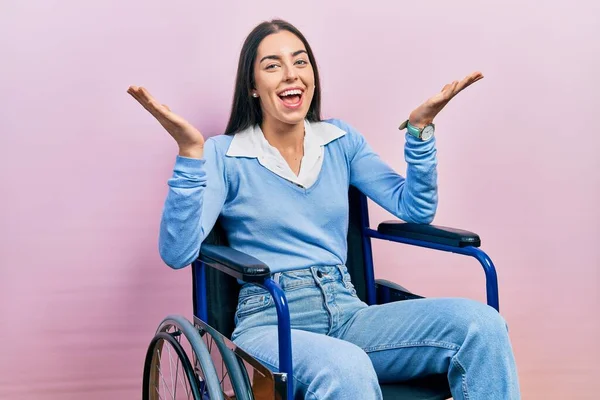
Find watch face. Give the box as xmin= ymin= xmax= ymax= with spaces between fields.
xmin=421 ymin=125 xmax=434 ymax=140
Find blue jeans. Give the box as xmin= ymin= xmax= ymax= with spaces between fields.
xmin=231 ymin=265 xmax=520 ymax=399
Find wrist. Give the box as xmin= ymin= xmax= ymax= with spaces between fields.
xmin=408 ymin=118 xmax=433 ymax=130
xmin=178 ymin=145 xmax=204 ymax=159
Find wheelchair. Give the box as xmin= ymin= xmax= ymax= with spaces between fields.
xmin=142 ymin=186 xmax=500 ymax=400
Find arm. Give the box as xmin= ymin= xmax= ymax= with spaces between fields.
xmin=340 ymin=70 xmax=485 ymax=223
xmin=338 ymin=120 xmax=438 ymax=224
xmin=159 ymin=138 xmax=228 ymax=269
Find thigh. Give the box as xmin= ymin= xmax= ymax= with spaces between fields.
xmin=336 ymin=297 xmax=503 ymax=382
xmin=233 ymin=326 xmax=380 ymax=399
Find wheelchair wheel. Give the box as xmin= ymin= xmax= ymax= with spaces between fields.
xmin=194 ymin=319 xmax=253 ymax=400
xmin=143 ymin=315 xmax=225 ymax=400
xmin=143 ymin=332 xmax=202 ymax=399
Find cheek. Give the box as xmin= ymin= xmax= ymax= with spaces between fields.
xmin=304 ymin=66 xmax=315 ymax=85
xmin=302 ymin=70 xmax=316 ymax=99
xmin=256 ymin=73 xmax=279 ymax=94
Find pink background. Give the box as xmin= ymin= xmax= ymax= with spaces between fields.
xmin=1 ymin=0 xmax=598 ymax=398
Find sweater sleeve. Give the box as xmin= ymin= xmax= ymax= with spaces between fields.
xmin=158 ymin=137 xmax=228 ymax=269
xmin=335 ymin=119 xmax=438 ymax=224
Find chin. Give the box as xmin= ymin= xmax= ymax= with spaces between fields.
xmin=278 ymin=113 xmax=308 ymax=125
xmin=268 ymin=105 xmax=309 ymax=126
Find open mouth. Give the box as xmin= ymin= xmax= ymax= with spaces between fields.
xmin=277 ymin=88 xmax=304 ymax=109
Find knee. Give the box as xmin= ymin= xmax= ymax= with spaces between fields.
xmin=328 ymin=342 xmax=378 ymax=381
xmin=452 ymin=299 xmax=509 ymax=343
xmin=308 ymin=341 xmax=380 ymax=398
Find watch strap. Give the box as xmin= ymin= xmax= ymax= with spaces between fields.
xmin=399 ymin=119 xmax=422 ymax=139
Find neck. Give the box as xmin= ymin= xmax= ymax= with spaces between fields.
xmin=260 ymin=117 xmax=305 ymax=152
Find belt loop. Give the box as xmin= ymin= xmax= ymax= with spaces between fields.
xmin=309 ymin=266 xmax=320 ymax=281
xmin=272 ymin=272 xmax=282 ymax=284
xmin=335 ymin=264 xmax=345 ymax=279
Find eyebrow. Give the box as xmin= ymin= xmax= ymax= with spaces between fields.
xmin=259 ymin=50 xmax=308 ymax=64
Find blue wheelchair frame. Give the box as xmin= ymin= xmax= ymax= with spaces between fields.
xmin=195 ymin=192 xmax=499 ymax=400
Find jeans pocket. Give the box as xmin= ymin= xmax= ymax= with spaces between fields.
xmin=236 ymin=293 xmax=272 ymax=318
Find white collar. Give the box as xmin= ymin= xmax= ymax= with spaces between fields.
xmin=226 ymin=120 xmax=346 ymax=158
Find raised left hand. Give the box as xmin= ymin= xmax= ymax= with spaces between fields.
xmin=408 ymin=71 xmax=484 ymax=128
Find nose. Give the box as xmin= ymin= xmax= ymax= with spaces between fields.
xmin=283 ymin=63 xmax=298 ymax=82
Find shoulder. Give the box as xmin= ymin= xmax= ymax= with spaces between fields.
xmin=315 ymin=118 xmax=366 ymax=151
xmin=321 ymin=118 xmax=365 ymax=140
xmin=205 ymin=134 xmax=235 ymax=155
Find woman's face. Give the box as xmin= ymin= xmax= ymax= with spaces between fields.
xmin=253 ymin=30 xmax=315 ymax=127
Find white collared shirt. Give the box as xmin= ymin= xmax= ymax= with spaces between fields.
xmin=226 ymin=120 xmax=346 ymax=188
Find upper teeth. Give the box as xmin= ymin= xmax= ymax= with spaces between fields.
xmin=280 ymin=89 xmax=302 ymax=96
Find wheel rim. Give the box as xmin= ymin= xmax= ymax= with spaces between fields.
xmin=197 ymin=328 xmax=233 ymax=396
xmin=144 ymin=332 xmax=203 ymax=400
xmin=156 ymin=324 xmax=232 ymax=399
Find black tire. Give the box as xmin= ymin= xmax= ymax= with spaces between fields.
xmin=143 ymin=332 xmax=203 ymax=400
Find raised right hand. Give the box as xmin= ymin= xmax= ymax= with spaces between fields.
xmin=127 ymin=86 xmax=205 ymax=158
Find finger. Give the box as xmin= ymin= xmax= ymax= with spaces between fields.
xmin=138 ymin=86 xmax=155 ymax=102
xmin=132 ymin=86 xmax=154 ymax=106
xmin=441 ymin=81 xmax=457 ymax=94
xmin=465 ymin=71 xmax=484 ymax=86
xmin=445 ymin=81 xmax=459 ymax=99
xmin=128 ymin=88 xmax=168 ymax=120
xmin=127 ymin=88 xmax=151 ymax=109
xmin=127 ymin=86 xmax=143 ymax=101
xmin=128 ymin=88 xmax=155 ymax=112
xmin=139 ymin=87 xmax=173 ymax=115
xmin=456 ymin=71 xmax=484 ymax=93
xmin=127 ymin=86 xmax=152 ymax=107
xmin=471 ymin=73 xmax=484 ymax=84
xmin=135 ymin=87 xmax=170 ymax=115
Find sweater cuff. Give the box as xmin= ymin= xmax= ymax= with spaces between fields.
xmin=405 ymin=132 xmax=436 ymax=151
xmin=174 ymin=155 xmax=206 ymax=173
xmin=168 ymin=155 xmax=207 ymax=188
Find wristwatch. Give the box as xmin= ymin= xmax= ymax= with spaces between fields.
xmin=399 ymin=119 xmax=435 ymax=141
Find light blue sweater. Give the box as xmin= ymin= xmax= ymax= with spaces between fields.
xmin=159 ymin=118 xmax=438 ymax=272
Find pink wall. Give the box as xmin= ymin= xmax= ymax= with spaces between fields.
xmin=1 ymin=0 xmax=598 ymax=398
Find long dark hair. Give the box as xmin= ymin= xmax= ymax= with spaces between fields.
xmin=224 ymin=19 xmax=322 ymax=135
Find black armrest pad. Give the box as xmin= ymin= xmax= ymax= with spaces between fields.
xmin=375 ymin=279 xmax=423 ymax=303
xmin=199 ymin=244 xmax=271 ymax=283
xmin=377 ymin=222 xmax=481 ymax=248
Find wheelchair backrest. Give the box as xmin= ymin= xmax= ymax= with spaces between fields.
xmin=195 ymin=186 xmax=370 ymax=339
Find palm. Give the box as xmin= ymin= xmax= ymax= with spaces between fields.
xmin=127 ymin=85 xmax=205 ymax=149
xmin=409 ymin=71 xmax=484 ymax=127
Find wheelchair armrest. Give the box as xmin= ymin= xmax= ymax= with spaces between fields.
xmin=199 ymin=244 xmax=271 ymax=283
xmin=377 ymin=222 xmax=481 ymax=248
xmin=375 ymin=279 xmax=423 ymax=304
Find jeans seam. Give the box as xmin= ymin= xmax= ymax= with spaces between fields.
xmin=281 ymin=281 xmax=316 ymax=290
xmin=363 ymin=340 xmax=460 ymax=353
xmin=235 ymin=297 xmax=273 ymax=318
xmin=251 ymin=354 xmax=321 ymax=400
xmin=452 ymin=354 xmax=470 ymax=400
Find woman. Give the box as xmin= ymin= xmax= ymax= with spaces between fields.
xmin=128 ymin=19 xmax=520 ymax=400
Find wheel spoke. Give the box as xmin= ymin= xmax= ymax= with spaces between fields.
xmin=195 ymin=354 xmax=209 ymax=396
xmin=156 ymin=351 xmax=175 ymax=399
xmin=220 ymin=358 xmax=228 ymax=389
xmin=175 ymin=349 xmax=192 ymax=399
xmin=146 ymin=329 xmax=205 ymax=400
xmin=155 ymin=385 xmax=164 ymax=400
xmin=166 ymin=343 xmax=176 ymax=397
